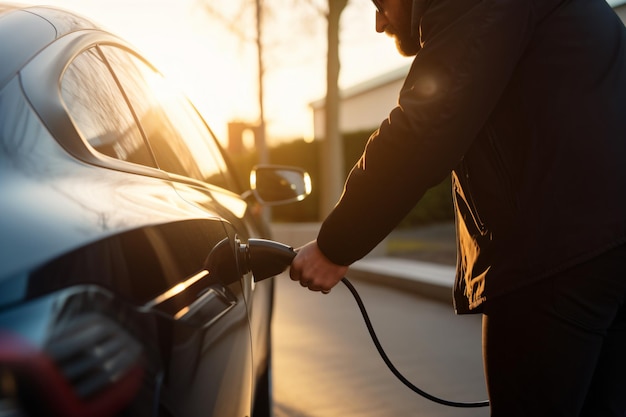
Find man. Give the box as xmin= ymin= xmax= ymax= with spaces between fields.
xmin=289 ymin=0 xmax=626 ymax=415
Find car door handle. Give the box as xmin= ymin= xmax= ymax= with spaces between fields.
xmin=172 ymin=285 xmax=236 ymax=328
xmin=142 ymin=270 xmax=236 ymax=329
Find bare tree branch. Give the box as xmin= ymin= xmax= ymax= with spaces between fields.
xmin=195 ymin=0 xmax=254 ymax=42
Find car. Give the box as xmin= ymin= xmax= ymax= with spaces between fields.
xmin=0 ymin=3 xmax=311 ymax=417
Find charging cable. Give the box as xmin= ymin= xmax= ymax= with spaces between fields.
xmin=340 ymin=277 xmax=489 ymax=408
xmin=241 ymin=239 xmax=489 ymax=408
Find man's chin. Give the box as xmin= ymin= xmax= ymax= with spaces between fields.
xmin=396 ymin=38 xmax=421 ymax=57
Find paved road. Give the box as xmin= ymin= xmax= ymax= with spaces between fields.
xmin=271 ymin=275 xmax=489 ymax=417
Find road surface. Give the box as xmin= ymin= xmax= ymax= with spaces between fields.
xmin=271 ymin=274 xmax=489 ymax=417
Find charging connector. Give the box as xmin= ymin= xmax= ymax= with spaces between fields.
xmin=239 ymin=238 xmax=296 ymax=282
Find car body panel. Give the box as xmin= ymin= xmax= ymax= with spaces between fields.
xmin=0 ymin=78 xmax=204 ymax=281
xmin=0 ymin=219 xmax=254 ymax=417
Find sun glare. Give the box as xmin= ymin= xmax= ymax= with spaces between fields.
xmin=136 ymin=24 xmax=260 ymax=145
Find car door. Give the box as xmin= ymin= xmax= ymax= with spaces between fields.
xmin=59 ymin=44 xmax=256 ymax=416
xmin=99 ymin=44 xmax=275 ymax=408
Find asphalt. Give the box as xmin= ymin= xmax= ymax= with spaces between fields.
xmin=271 ymin=222 xmax=457 ymax=305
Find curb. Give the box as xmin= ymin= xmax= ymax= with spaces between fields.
xmin=348 ymin=257 xmax=455 ymax=305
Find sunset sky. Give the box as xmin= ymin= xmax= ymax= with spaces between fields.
xmin=19 ymin=0 xmax=411 ymax=144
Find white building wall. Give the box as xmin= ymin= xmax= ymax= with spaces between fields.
xmin=311 ymin=65 xmax=410 ymax=140
xmin=340 ymin=78 xmax=405 ymax=134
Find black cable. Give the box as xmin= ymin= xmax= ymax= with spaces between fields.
xmin=340 ymin=277 xmax=490 ymax=408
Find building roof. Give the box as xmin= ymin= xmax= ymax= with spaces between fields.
xmin=309 ymin=63 xmax=410 ymax=109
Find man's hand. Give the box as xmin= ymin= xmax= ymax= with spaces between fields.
xmin=289 ymin=240 xmax=349 ymax=294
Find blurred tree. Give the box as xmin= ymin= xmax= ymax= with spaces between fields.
xmin=198 ymin=0 xmax=268 ymax=165
xmin=197 ymin=0 xmax=350 ymax=220
xmin=319 ymin=0 xmax=349 ymax=218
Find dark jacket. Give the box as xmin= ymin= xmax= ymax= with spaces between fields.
xmin=317 ymin=0 xmax=626 ymax=313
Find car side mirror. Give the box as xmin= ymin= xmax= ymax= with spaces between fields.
xmin=249 ymin=165 xmax=312 ymax=206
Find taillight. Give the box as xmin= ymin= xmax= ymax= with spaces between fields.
xmin=0 ymin=288 xmax=145 ymax=417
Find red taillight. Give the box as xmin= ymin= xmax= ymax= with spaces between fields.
xmin=0 ymin=314 xmax=144 ymax=417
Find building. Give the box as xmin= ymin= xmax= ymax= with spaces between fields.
xmin=309 ymin=64 xmax=410 ymax=140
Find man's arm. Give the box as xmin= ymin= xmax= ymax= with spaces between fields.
xmin=317 ymin=0 xmax=534 ymax=265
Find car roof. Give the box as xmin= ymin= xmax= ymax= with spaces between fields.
xmin=0 ymin=3 xmax=99 ymax=88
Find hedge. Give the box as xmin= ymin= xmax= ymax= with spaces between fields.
xmin=227 ymin=131 xmax=454 ymax=227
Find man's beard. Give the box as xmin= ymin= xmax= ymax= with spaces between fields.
xmin=389 ymin=0 xmax=422 ymax=56
xmin=395 ymin=33 xmax=421 ymax=56
xmin=387 ymin=24 xmax=421 ymax=56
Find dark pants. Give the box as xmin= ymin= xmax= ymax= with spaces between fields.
xmin=483 ymin=243 xmax=626 ymax=417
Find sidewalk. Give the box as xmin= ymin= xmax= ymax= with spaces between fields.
xmin=270 ymin=222 xmax=457 ymax=305
xmin=349 ymin=257 xmax=455 ymax=305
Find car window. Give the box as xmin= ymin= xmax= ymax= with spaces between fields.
xmin=101 ymin=46 xmax=238 ymax=192
xmin=61 ymin=48 xmax=156 ymax=167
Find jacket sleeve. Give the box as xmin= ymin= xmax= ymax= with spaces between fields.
xmin=317 ymin=0 xmax=534 ymax=265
